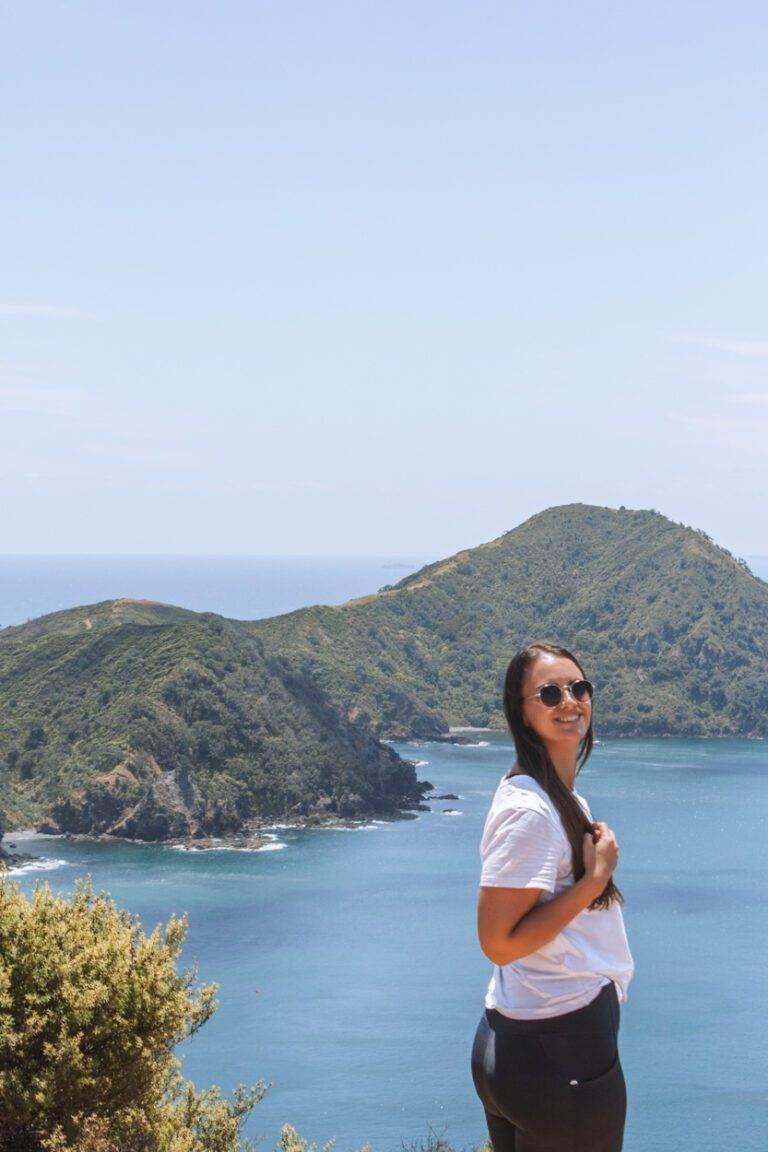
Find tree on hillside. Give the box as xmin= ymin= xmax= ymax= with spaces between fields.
xmin=0 ymin=879 xmax=266 ymax=1152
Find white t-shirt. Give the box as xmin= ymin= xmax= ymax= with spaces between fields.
xmin=479 ymin=772 xmax=634 ymax=1019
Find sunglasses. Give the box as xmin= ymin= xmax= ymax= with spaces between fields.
xmin=524 ymin=679 xmax=594 ymax=708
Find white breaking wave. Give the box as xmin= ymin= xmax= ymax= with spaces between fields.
xmin=5 ymin=857 xmax=68 ymax=876
xmin=257 ymin=824 xmax=306 ymax=834
xmin=442 ymin=810 xmax=464 ymax=817
xmin=169 ymin=835 xmax=287 ymax=854
xmin=312 ymin=822 xmax=382 ymax=833
xmin=3 ymin=828 xmax=63 ymax=841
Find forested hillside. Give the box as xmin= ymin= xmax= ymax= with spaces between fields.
xmin=254 ymin=504 xmax=768 ymax=738
xmin=2 ymin=504 xmax=766 ymax=841
xmin=0 ymin=601 xmax=423 ymax=839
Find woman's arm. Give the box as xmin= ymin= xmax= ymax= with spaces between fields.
xmin=477 ymin=874 xmax=604 ymax=965
xmin=477 ymin=823 xmax=618 ymax=965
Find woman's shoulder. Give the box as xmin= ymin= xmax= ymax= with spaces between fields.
xmin=494 ymin=773 xmax=558 ymax=820
xmin=498 ymin=770 xmax=544 ymax=794
xmin=483 ymin=777 xmax=567 ymax=854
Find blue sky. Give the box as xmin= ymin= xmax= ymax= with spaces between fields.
xmin=2 ymin=2 xmax=767 ymax=556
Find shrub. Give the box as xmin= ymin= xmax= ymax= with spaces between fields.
xmin=0 ymin=879 xmax=266 ymax=1152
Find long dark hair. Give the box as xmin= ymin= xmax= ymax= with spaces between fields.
xmin=503 ymin=642 xmax=623 ymax=911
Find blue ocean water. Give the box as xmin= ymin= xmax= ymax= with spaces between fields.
xmin=0 ymin=555 xmax=435 ymax=629
xmin=6 ymin=734 xmax=767 ymax=1152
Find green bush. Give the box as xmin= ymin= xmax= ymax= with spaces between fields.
xmin=0 ymin=879 xmax=266 ymax=1152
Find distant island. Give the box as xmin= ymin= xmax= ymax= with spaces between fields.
xmin=1 ymin=503 xmax=766 ymax=847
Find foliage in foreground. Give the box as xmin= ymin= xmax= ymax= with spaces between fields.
xmin=0 ymin=878 xmax=266 ymax=1152
xmin=401 ymin=1128 xmax=490 ymax=1152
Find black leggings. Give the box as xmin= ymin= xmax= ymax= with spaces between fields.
xmin=470 ymin=981 xmax=626 ymax=1152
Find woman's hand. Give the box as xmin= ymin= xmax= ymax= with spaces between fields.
xmin=583 ymin=820 xmax=619 ymax=885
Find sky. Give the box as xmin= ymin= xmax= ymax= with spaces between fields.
xmin=2 ymin=1 xmax=767 ymax=558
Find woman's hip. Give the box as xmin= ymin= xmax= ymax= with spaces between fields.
xmin=470 ymin=983 xmax=625 ymax=1149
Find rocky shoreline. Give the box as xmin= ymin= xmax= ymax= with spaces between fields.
xmin=1 ymin=798 xmax=433 ymax=867
xmin=0 ymin=841 xmax=40 ymax=872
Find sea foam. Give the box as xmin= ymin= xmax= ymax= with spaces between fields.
xmin=5 ymin=857 xmax=68 ymax=876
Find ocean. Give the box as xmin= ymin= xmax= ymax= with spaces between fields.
xmin=0 ymin=555 xmax=435 ymax=629
xmin=6 ymin=735 xmax=767 ymax=1152
xmin=2 ymin=557 xmax=767 ymax=1151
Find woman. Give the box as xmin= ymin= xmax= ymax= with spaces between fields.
xmin=470 ymin=642 xmax=634 ymax=1152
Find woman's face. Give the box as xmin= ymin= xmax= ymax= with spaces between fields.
xmin=521 ymin=652 xmax=591 ymax=749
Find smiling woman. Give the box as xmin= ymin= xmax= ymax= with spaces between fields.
xmin=470 ymin=642 xmax=634 ymax=1152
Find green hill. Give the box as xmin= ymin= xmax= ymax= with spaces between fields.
xmin=252 ymin=503 xmax=768 ymax=738
xmin=0 ymin=603 xmax=423 ymax=839
xmin=2 ymin=504 xmax=766 ymax=841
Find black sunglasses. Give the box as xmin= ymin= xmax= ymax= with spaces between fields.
xmin=524 ymin=679 xmax=594 ymax=708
